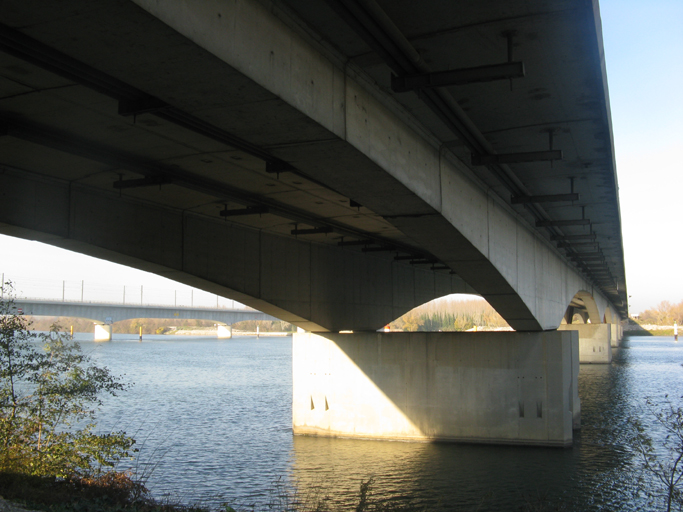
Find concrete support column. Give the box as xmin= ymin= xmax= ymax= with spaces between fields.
xmin=558 ymin=324 xmax=612 ymax=363
xmin=217 ymin=324 xmax=232 ymax=339
xmin=609 ymin=323 xmax=619 ymax=347
xmin=94 ymin=323 xmax=112 ymax=342
xmin=293 ymin=331 xmax=579 ymax=447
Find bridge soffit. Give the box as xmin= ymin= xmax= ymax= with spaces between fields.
xmin=568 ymin=291 xmax=601 ymax=325
xmin=0 ymin=0 xmax=625 ymax=329
xmin=127 ymin=0 xmax=624 ymax=329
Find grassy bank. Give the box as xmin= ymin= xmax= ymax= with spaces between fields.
xmin=0 ymin=472 xmax=170 ymax=512
xmin=0 ymin=472 xmax=430 ymax=512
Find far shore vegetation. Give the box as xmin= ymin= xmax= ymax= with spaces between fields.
xmin=636 ymin=299 xmax=683 ymax=325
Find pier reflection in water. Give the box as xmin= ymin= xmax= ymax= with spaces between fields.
xmin=80 ymin=334 xmax=682 ymax=511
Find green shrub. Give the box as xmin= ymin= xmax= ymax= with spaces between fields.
xmin=1 ymin=281 xmax=136 ymax=478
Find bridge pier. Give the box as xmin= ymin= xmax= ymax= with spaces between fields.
xmin=94 ymin=323 xmax=112 ymax=342
xmin=558 ymin=324 xmax=612 ymax=363
xmin=609 ymin=323 xmax=623 ymax=347
xmin=293 ymin=331 xmax=579 ymax=447
xmin=217 ymin=324 xmax=232 ymax=339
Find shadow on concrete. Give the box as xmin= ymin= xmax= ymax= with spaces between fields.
xmin=293 ymin=331 xmax=578 ymax=448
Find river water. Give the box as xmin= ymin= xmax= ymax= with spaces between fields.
xmin=73 ymin=333 xmax=683 ymax=511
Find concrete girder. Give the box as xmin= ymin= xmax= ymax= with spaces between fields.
xmin=0 ymin=170 xmax=473 ymax=332
xmin=574 ymin=291 xmax=601 ymax=324
xmin=293 ymin=331 xmax=580 ymax=446
xmin=563 ymin=290 xmax=623 ymax=326
xmin=0 ymin=0 xmax=625 ymax=330
xmin=126 ymin=0 xmax=618 ymax=331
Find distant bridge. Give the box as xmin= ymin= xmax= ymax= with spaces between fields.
xmin=13 ymin=299 xmax=279 ymax=341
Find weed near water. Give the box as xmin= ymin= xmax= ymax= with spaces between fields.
xmin=0 ymin=473 xmax=422 ymax=512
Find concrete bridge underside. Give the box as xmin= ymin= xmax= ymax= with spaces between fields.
xmin=0 ymin=0 xmax=625 ymax=333
xmin=0 ymin=0 xmax=628 ymax=446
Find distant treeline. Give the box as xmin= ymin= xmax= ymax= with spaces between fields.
xmin=389 ymin=298 xmax=509 ymax=332
xmin=26 ymin=316 xmax=296 ymax=335
xmin=232 ymin=320 xmax=297 ymax=333
xmin=637 ymin=300 xmax=683 ymax=325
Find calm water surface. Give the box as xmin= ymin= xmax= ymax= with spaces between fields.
xmin=75 ymin=334 xmax=683 ymax=511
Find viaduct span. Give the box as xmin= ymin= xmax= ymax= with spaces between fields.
xmin=13 ymin=299 xmax=278 ymax=340
xmin=0 ymin=0 xmax=626 ymax=447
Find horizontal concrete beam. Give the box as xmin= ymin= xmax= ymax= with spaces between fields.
xmin=128 ymin=0 xmax=621 ymax=330
xmin=0 ymin=170 xmax=474 ymax=331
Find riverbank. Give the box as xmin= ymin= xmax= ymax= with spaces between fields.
xmin=0 ymin=472 xmax=204 ymax=512
xmin=623 ymin=322 xmax=680 ymax=336
xmin=0 ymin=472 xmax=394 ymax=512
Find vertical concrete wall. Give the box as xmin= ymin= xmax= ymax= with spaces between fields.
xmin=217 ymin=324 xmax=232 ymax=339
xmin=610 ymin=323 xmax=618 ymax=347
xmin=558 ymin=324 xmax=612 ymax=363
xmin=293 ymin=331 xmax=579 ymax=447
xmin=94 ymin=324 xmax=112 ymax=342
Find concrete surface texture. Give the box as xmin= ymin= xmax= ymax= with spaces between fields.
xmin=94 ymin=323 xmax=113 ymax=342
xmin=293 ymin=331 xmax=580 ymax=447
xmin=0 ymin=0 xmax=626 ymax=331
xmin=558 ymin=323 xmax=612 ymax=363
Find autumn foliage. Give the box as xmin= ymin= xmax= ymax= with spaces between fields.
xmin=390 ymin=297 xmax=509 ymax=332
xmin=638 ymin=300 xmax=683 ymax=325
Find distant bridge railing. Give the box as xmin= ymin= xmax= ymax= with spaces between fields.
xmin=1 ymin=274 xmax=249 ymax=310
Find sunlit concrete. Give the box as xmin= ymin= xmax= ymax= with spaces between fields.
xmin=93 ymin=323 xmax=112 ymax=342
xmin=558 ymin=324 xmax=611 ymax=363
xmin=217 ymin=324 xmax=232 ymax=339
xmin=293 ymin=331 xmax=579 ymax=447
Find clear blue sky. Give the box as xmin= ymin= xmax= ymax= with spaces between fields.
xmin=1 ymin=0 xmax=682 ymax=314
xmin=600 ymin=0 xmax=683 ymax=312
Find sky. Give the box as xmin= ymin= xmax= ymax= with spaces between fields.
xmin=0 ymin=0 xmax=682 ymax=314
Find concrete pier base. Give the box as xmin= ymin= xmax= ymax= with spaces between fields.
xmin=94 ymin=323 xmax=112 ymax=342
xmin=217 ymin=324 xmax=232 ymax=339
xmin=558 ymin=324 xmax=611 ymax=363
xmin=610 ymin=323 xmax=619 ymax=347
xmin=293 ymin=331 xmax=580 ymax=447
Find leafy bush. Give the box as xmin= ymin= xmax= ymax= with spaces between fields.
xmin=0 ymin=281 xmax=137 ymax=478
xmin=628 ymin=396 xmax=683 ymax=511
